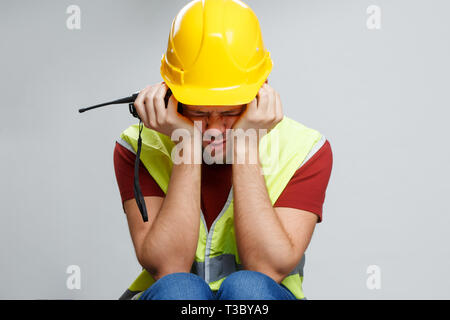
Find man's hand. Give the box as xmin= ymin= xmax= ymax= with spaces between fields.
xmin=232 ymin=83 xmax=284 ymax=139
xmin=133 ymin=82 xmax=198 ymax=138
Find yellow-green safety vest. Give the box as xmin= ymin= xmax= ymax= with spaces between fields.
xmin=117 ymin=116 xmax=323 ymax=300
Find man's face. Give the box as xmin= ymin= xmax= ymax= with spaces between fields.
xmin=182 ymin=104 xmax=246 ymax=162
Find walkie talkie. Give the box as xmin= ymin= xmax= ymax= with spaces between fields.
xmin=78 ymin=88 xmax=183 ymax=222
xmin=78 ymin=88 xmax=184 ymax=118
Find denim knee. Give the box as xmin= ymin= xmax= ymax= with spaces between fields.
xmin=139 ymin=272 xmax=215 ymax=300
xmin=216 ymin=270 xmax=297 ymax=300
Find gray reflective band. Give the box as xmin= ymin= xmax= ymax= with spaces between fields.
xmin=116 ymin=137 xmax=136 ymax=154
xmin=300 ymin=135 xmax=327 ymax=168
xmin=119 ymin=289 xmax=142 ymax=300
xmin=290 ymin=254 xmax=305 ymax=277
xmin=191 ymin=258 xmax=205 ymax=279
xmin=191 ymin=255 xmax=242 ymax=283
xmin=191 ymin=253 xmax=305 ymax=283
xmin=208 ymin=254 xmax=245 ymax=281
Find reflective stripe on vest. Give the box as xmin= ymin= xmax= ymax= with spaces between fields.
xmin=190 ymin=253 xmax=305 ymax=283
xmin=118 ymin=117 xmax=323 ymax=300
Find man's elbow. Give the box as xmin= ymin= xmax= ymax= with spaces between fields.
xmin=137 ymin=251 xmax=193 ymax=281
xmin=243 ymin=262 xmax=292 ymax=284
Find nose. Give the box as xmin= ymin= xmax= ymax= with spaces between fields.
xmin=204 ymin=113 xmax=227 ymax=142
xmin=205 ymin=112 xmax=226 ymax=132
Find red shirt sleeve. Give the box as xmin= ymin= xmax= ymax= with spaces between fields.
xmin=113 ymin=142 xmax=165 ymax=211
xmin=274 ymin=140 xmax=333 ymax=223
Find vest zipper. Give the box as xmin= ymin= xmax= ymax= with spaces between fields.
xmin=202 ymin=187 xmax=233 ymax=284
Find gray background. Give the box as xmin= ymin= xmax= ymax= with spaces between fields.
xmin=1 ymin=0 xmax=449 ymax=299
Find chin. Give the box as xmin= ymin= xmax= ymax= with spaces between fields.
xmin=202 ymin=145 xmax=231 ymax=165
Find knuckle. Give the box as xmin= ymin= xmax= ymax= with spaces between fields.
xmin=152 ymin=94 xmax=159 ymax=105
xmin=254 ymin=114 xmax=263 ymax=123
xmin=135 ymin=107 xmax=144 ymax=119
xmin=135 ymin=106 xmax=145 ymax=119
xmin=266 ymin=118 xmax=275 ymax=126
xmin=156 ymin=115 xmax=164 ymax=126
xmin=269 ymin=114 xmax=277 ymax=122
xmin=134 ymin=100 xmax=142 ymax=109
xmin=166 ymin=116 xmax=175 ymax=126
xmin=144 ymin=91 xmax=152 ymax=101
xmin=260 ymin=91 xmax=268 ymax=99
xmin=157 ymin=87 xmax=165 ymax=99
xmin=144 ymin=96 xmax=153 ymax=108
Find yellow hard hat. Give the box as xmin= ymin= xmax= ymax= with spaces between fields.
xmin=160 ymin=0 xmax=273 ymax=106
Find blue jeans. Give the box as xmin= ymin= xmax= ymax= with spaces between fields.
xmin=138 ymin=270 xmax=298 ymax=300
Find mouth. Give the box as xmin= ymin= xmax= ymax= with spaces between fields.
xmin=206 ymin=134 xmax=228 ymax=147
xmin=210 ymin=138 xmax=226 ymax=147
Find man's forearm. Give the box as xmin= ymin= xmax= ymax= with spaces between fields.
xmin=140 ymin=141 xmax=202 ymax=279
xmin=232 ymin=145 xmax=296 ymax=282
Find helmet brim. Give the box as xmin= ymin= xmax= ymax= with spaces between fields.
xmin=161 ymin=63 xmax=273 ymax=106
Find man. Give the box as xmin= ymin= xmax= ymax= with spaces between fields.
xmin=113 ymin=0 xmax=332 ymax=300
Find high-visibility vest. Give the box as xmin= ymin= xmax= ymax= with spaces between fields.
xmin=117 ymin=116 xmax=323 ymax=300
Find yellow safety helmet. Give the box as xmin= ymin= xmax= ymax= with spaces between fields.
xmin=160 ymin=0 xmax=273 ymax=106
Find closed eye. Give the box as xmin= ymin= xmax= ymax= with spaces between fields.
xmin=185 ymin=108 xmax=245 ymax=117
xmin=187 ymin=112 xmax=209 ymax=117
xmin=222 ymin=111 xmax=243 ymax=116
xmin=222 ymin=107 xmax=246 ymax=116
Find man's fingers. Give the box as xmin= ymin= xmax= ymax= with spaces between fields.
xmin=167 ymin=94 xmax=194 ymax=129
xmin=146 ymin=85 xmax=164 ymax=128
xmin=166 ymin=94 xmax=180 ymax=118
xmin=154 ymin=83 xmax=169 ymax=125
xmin=267 ymin=86 xmax=276 ymax=117
xmin=247 ymin=97 xmax=258 ymax=115
xmin=257 ymin=84 xmax=270 ymax=115
xmin=275 ymin=91 xmax=283 ymax=122
xmin=262 ymin=84 xmax=279 ymax=123
xmin=269 ymin=88 xmax=278 ymax=120
xmin=134 ymin=85 xmax=152 ymax=126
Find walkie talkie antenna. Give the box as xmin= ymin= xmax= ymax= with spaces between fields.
xmin=78 ymin=93 xmax=139 ymax=114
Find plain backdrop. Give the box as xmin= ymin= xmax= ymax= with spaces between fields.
xmin=1 ymin=0 xmax=449 ymax=299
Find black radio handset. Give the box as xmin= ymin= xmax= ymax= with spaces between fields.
xmin=128 ymin=89 xmax=184 ymax=119
xmin=78 ymin=88 xmax=183 ymax=223
xmin=78 ymin=88 xmax=183 ymax=118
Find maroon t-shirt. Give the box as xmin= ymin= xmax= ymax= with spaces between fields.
xmin=113 ymin=139 xmax=333 ymax=229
